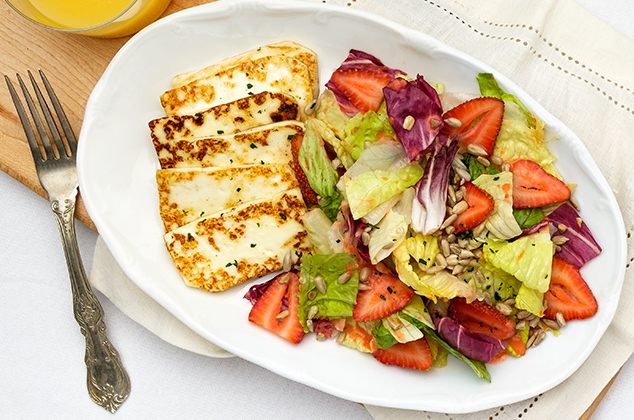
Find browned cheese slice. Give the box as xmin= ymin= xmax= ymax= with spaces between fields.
xmin=171 ymin=40 xmax=319 ymax=99
xmin=156 ymin=164 xmax=299 ymax=232
xmin=154 ymin=120 xmax=304 ymax=169
xmin=164 ymin=188 xmax=310 ymax=292
xmin=160 ymin=54 xmax=314 ymax=118
xmin=149 ymin=91 xmax=299 ymax=148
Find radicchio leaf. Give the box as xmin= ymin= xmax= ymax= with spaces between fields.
xmin=411 ymin=138 xmax=459 ymax=234
xmin=546 ymin=202 xmax=602 ymax=268
xmin=326 ymin=49 xmax=404 ymax=117
xmin=436 ymin=316 xmax=506 ymax=363
xmin=383 ymin=75 xmax=444 ymax=161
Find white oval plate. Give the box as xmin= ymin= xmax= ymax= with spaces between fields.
xmin=77 ymin=0 xmax=626 ymax=413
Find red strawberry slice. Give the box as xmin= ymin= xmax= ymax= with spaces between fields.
xmin=353 ymin=269 xmax=414 ymax=322
xmin=248 ymin=272 xmax=305 ymax=344
xmin=289 ymin=133 xmax=319 ymax=206
xmin=509 ymin=159 xmax=570 ymax=209
xmin=451 ymin=181 xmax=495 ymax=233
xmin=448 ymin=297 xmax=516 ymax=340
xmin=544 ymin=256 xmax=598 ymax=321
xmin=442 ymin=97 xmax=504 ymax=156
xmin=373 ymin=337 xmax=433 ymax=371
xmin=328 ymin=68 xmax=392 ymax=114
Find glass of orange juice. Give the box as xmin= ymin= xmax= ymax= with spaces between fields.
xmin=5 ymin=0 xmax=172 ymax=38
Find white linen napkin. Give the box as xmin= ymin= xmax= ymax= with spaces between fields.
xmin=89 ymin=0 xmax=634 ymax=418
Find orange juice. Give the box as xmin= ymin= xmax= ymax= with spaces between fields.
xmin=6 ymin=0 xmax=172 ymax=37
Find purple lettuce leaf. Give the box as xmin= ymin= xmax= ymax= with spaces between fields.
xmin=325 ymin=49 xmax=404 ymax=117
xmin=546 ymin=202 xmax=602 ymax=268
xmin=436 ymin=316 xmax=506 ymax=363
xmin=411 ymin=137 xmax=459 ymax=234
xmin=383 ymin=75 xmax=444 ymax=161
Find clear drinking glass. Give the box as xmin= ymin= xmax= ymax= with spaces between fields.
xmin=5 ymin=0 xmax=172 ymax=38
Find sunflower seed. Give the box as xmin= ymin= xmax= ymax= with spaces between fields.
xmin=552 ymin=235 xmax=569 ymax=245
xmin=308 ymin=305 xmax=319 ymax=320
xmin=435 ymin=253 xmax=448 ymax=268
xmin=501 ymin=162 xmax=511 ymax=172
xmin=532 ymin=330 xmax=546 ymax=347
xmin=556 ymin=312 xmax=567 ymax=327
xmin=504 ymin=298 xmax=516 ymax=306
xmin=451 ymin=264 xmax=464 ymax=275
xmin=361 ymin=231 xmax=371 ymax=246
xmin=472 ymin=248 xmax=483 ymax=259
xmin=529 ymin=316 xmax=541 ymax=328
xmin=459 ymin=249 xmax=475 ymax=259
xmin=473 ymin=222 xmax=487 ymax=238
xmin=282 ymin=251 xmax=294 ymax=272
xmin=359 ymin=266 xmax=371 ymax=282
xmin=444 ymin=117 xmax=462 ymax=128
xmin=490 ymin=155 xmax=503 ymax=166
xmin=314 ymin=276 xmax=326 ymax=294
xmin=336 ymin=331 xmax=346 ymax=344
xmin=306 ymin=318 xmax=314 ymax=332
xmin=276 ymin=310 xmax=289 ymax=319
xmin=516 ymin=310 xmax=532 ymax=319
xmin=387 ymin=316 xmax=404 ymax=330
xmin=446 ymin=233 xmax=457 ymax=243
xmin=516 ymin=319 xmax=527 ymax=331
xmin=446 ymin=254 xmax=459 ymax=266
xmin=455 ymin=167 xmax=471 ymax=182
xmin=449 ymin=243 xmax=462 ymax=255
xmin=427 ymin=264 xmax=447 ymax=273
xmin=570 ymin=196 xmax=580 ymax=211
xmin=338 ymin=271 xmax=353 ymax=284
xmin=403 ymin=115 xmax=416 ymax=131
xmin=278 ymin=273 xmax=290 ymax=284
xmin=541 ymin=318 xmax=560 ymax=330
xmin=526 ymin=331 xmax=537 ymax=348
xmin=440 ymin=214 xmax=458 ymax=230
xmin=444 ymin=225 xmax=455 ymax=234
xmin=467 ymin=144 xmax=488 ymax=157
xmin=430 ymin=117 xmax=442 ymax=128
xmin=447 ymin=184 xmax=457 ymax=204
xmin=441 ymin=239 xmax=451 ymax=257
xmin=495 ymin=302 xmax=513 ymax=316
xmin=476 ymin=156 xmax=491 ymax=167
xmin=452 ymin=200 xmax=469 ymax=215
xmin=308 ymin=290 xmax=317 ymax=300
xmin=576 ymin=217 xmax=583 ymax=228
xmin=475 ymin=270 xmax=486 ymax=284
xmin=557 ymin=223 xmax=567 ymax=234
xmin=358 ymin=283 xmax=372 ymax=291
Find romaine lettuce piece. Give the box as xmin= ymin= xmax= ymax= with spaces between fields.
xmin=483 ymin=226 xmax=553 ymax=293
xmin=342 ymin=139 xmax=424 ymax=219
xmin=309 ymin=114 xmax=355 ymax=170
xmin=515 ymin=284 xmax=544 ymax=316
xmin=471 ymin=172 xmax=522 ymax=240
xmin=301 ymin=208 xmax=335 ymax=255
xmin=315 ymin=89 xmax=350 ymax=140
xmin=298 ymin=253 xmax=359 ymax=332
xmin=342 ymin=102 xmax=396 ymax=161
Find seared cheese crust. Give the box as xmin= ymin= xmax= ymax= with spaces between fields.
xmin=154 ymin=121 xmax=303 ymax=169
xmin=160 ymin=55 xmax=314 ymax=118
xmin=149 ymin=91 xmax=299 ymax=147
xmin=171 ymin=41 xmax=319 ymax=99
xmin=156 ymin=164 xmax=299 ymax=232
xmin=164 ymin=188 xmax=310 ymax=292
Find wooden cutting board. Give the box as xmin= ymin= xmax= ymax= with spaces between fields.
xmin=0 ymin=1 xmax=616 ymax=417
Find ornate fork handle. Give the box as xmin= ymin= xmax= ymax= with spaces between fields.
xmin=52 ymin=188 xmax=131 ymax=413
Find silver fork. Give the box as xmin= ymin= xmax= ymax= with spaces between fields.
xmin=5 ymin=70 xmax=131 ymax=413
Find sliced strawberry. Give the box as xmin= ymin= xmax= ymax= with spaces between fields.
xmin=451 ymin=181 xmax=495 ymax=233
xmin=289 ymin=133 xmax=319 ymax=206
xmin=372 ymin=337 xmax=433 ymax=371
xmin=353 ymin=270 xmax=415 ymax=322
xmin=442 ymin=97 xmax=504 ymax=156
xmin=328 ymin=68 xmax=392 ymax=114
xmin=504 ymin=332 xmax=527 ymax=357
xmin=544 ymin=256 xmax=598 ymax=321
xmin=248 ymin=272 xmax=305 ymax=344
xmin=448 ymin=297 xmax=516 ymax=340
xmin=509 ymin=159 xmax=570 ymax=209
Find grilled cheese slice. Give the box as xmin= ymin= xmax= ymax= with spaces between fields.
xmin=171 ymin=41 xmax=319 ymax=99
xmin=160 ymin=54 xmax=314 ymax=118
xmin=154 ymin=121 xmax=303 ymax=169
xmin=149 ymin=91 xmax=299 ymax=147
xmin=156 ymin=164 xmax=299 ymax=232
xmin=164 ymin=188 xmax=310 ymax=292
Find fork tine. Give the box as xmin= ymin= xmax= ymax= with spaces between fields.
xmin=38 ymin=69 xmax=77 ymax=155
xmin=15 ymin=72 xmax=57 ymax=161
xmin=28 ymin=70 xmax=70 ymax=159
xmin=4 ymin=74 xmax=45 ymax=162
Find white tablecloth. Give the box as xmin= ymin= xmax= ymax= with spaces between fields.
xmin=2 ymin=1 xmax=633 ymax=419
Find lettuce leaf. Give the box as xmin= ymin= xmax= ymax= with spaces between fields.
xmin=301 ymin=208 xmax=335 ymax=255
xmin=298 ymin=253 xmax=359 ymax=331
xmin=342 ymin=102 xmax=396 ymax=161
xmin=471 ymin=172 xmax=522 ymax=240
xmin=483 ymin=226 xmax=553 ymax=293
xmin=342 ymin=139 xmax=424 ymax=219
